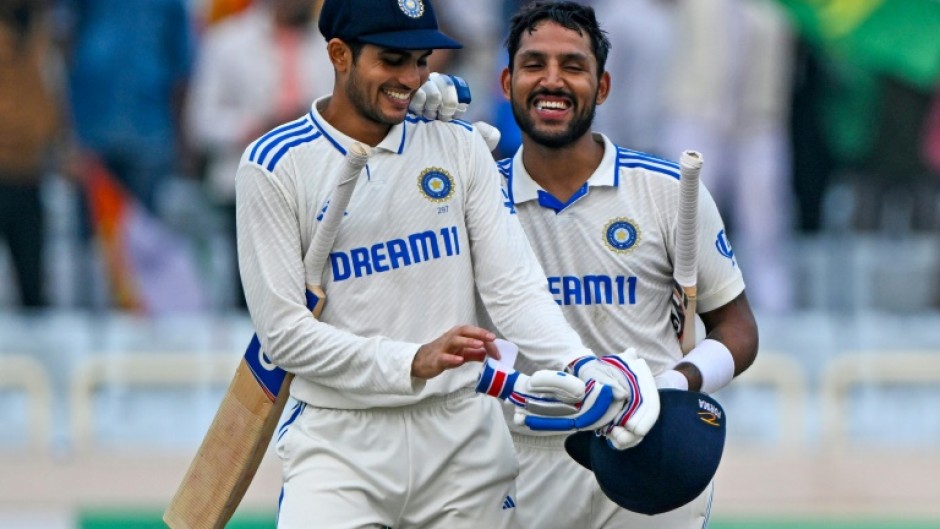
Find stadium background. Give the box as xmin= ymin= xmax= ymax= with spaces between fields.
xmin=1 ymin=0 xmax=939 ymax=527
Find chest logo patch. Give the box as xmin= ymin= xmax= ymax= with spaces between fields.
xmin=418 ymin=167 xmax=455 ymax=203
xmin=604 ymin=217 xmax=641 ymax=254
xmin=399 ymin=0 xmax=425 ymax=19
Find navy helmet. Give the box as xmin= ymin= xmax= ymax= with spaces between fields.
xmin=565 ymin=389 xmax=727 ymax=515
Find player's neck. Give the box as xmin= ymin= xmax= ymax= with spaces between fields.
xmin=521 ymin=132 xmax=604 ymax=203
xmin=318 ymin=95 xmax=390 ymax=147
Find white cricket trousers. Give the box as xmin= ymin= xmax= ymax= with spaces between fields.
xmin=276 ymin=389 xmax=520 ymax=529
xmin=512 ymin=433 xmax=714 ymax=529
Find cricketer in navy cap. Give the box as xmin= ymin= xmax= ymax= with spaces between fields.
xmin=565 ymin=389 xmax=727 ymax=516
xmin=318 ymin=0 xmax=462 ymax=50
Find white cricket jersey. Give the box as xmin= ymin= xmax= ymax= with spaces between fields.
xmin=235 ymin=95 xmax=591 ymax=410
xmin=501 ymin=132 xmax=745 ymax=381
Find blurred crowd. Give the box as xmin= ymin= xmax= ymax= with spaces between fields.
xmin=1 ymin=0 xmax=939 ymax=316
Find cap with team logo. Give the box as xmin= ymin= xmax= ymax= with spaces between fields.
xmin=565 ymin=389 xmax=727 ymax=515
xmin=318 ymin=0 xmax=462 ymax=50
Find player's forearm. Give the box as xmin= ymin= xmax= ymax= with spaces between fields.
xmin=667 ymin=292 xmax=758 ymax=393
xmin=699 ymin=292 xmax=759 ymax=376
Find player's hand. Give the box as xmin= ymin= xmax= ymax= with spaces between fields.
xmin=476 ymin=361 xmax=586 ymax=418
xmin=603 ymin=348 xmax=661 ymax=450
xmin=412 ymin=325 xmax=498 ymax=380
xmin=410 ymin=72 xmax=471 ymax=121
xmin=520 ymin=376 xmax=621 ymax=432
xmin=555 ymin=349 xmax=659 ymax=448
xmin=473 ymin=121 xmax=501 ymax=152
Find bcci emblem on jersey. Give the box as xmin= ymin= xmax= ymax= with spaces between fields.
xmin=418 ymin=167 xmax=455 ymax=202
xmin=604 ymin=217 xmax=641 ymax=254
xmin=399 ymin=0 xmax=424 ymax=18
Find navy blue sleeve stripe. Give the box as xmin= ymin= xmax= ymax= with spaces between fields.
xmin=265 ymin=131 xmax=323 ymax=171
xmin=617 ymin=160 xmax=680 ymax=180
xmin=249 ymin=118 xmax=310 ymax=162
xmin=255 ymin=124 xmax=316 ymax=167
xmin=616 ymin=147 xmax=680 ymax=169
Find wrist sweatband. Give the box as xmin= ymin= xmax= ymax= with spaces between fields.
xmin=654 ymin=369 xmax=689 ymax=391
xmin=680 ymin=338 xmax=735 ymax=394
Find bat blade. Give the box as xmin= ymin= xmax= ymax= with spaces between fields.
xmin=675 ymin=151 xmax=702 ymax=354
xmin=164 ymin=143 xmax=370 ymax=529
xmin=163 ymin=353 xmax=293 ymax=529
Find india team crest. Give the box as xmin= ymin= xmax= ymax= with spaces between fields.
xmin=399 ymin=0 xmax=424 ymax=18
xmin=603 ymin=217 xmax=641 ymax=254
xmin=418 ymin=167 xmax=455 ymax=202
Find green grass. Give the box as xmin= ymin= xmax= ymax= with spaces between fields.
xmin=79 ymin=509 xmax=276 ymax=529
xmin=710 ymin=521 xmax=940 ymax=529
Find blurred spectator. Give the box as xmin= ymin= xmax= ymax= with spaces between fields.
xmin=186 ymin=0 xmax=329 ymax=308
xmin=203 ymin=0 xmax=254 ymax=26
xmin=789 ymin=37 xmax=837 ymax=232
xmin=925 ymin=85 xmax=940 ymax=175
xmin=57 ymin=0 xmax=198 ymax=310
xmin=852 ymin=75 xmax=938 ymax=232
xmin=0 ymin=0 xmax=60 ymax=308
xmin=61 ymin=0 xmax=195 ymax=214
xmin=660 ymin=0 xmax=796 ymax=314
xmin=591 ymin=0 xmax=678 ymax=156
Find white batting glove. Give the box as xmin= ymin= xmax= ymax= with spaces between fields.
xmin=520 ymin=377 xmax=621 ymax=432
xmin=565 ymin=349 xmax=660 ymax=449
xmin=603 ymin=348 xmax=661 ymax=450
xmin=473 ymin=121 xmax=501 ymax=152
xmin=410 ymin=72 xmax=471 ymax=121
xmin=476 ymin=361 xmax=586 ymax=419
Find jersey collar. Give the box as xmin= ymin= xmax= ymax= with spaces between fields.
xmin=509 ymin=132 xmax=619 ymax=211
xmin=309 ymin=95 xmax=407 ymax=155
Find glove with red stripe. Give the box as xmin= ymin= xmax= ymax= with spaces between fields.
xmin=566 ymin=348 xmax=661 ymax=450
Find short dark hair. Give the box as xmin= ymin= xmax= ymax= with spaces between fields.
xmin=505 ymin=1 xmax=611 ymax=76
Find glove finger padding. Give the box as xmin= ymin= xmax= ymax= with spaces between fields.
xmin=476 ymin=362 xmax=585 ymax=418
xmin=522 ymin=379 xmax=622 ymax=432
xmin=409 ymin=73 xmax=471 ymax=122
xmin=603 ymin=349 xmax=661 ymax=450
xmin=473 ymin=121 xmax=501 ymax=152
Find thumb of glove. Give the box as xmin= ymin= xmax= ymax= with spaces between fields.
xmin=473 ymin=121 xmax=501 ymax=152
xmin=606 ymin=425 xmax=644 ymax=450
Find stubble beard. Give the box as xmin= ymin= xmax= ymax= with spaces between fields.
xmin=346 ymin=66 xmax=403 ymax=127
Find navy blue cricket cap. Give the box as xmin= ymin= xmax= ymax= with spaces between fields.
xmin=565 ymin=389 xmax=727 ymax=515
xmin=318 ymin=0 xmax=462 ymax=50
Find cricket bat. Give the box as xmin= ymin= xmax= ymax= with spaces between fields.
xmin=674 ymin=151 xmax=702 ymax=355
xmin=164 ymin=142 xmax=371 ymax=529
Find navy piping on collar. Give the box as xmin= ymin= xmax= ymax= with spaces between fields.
xmin=537 ymin=184 xmax=589 ymax=214
xmin=309 ymin=112 xmax=347 ymax=156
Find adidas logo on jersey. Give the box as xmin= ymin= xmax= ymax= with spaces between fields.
xmin=502 ymin=495 xmax=516 ymax=510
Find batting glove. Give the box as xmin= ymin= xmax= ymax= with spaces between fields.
xmin=520 ymin=377 xmax=620 ymax=432
xmin=602 ymin=348 xmax=661 ymax=450
xmin=476 ymin=361 xmax=586 ymax=419
xmin=562 ymin=349 xmax=660 ymax=449
xmin=409 ymin=72 xmax=471 ymax=121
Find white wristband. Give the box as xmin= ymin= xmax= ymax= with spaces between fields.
xmin=680 ymin=338 xmax=735 ymax=394
xmin=654 ymin=369 xmax=689 ymax=391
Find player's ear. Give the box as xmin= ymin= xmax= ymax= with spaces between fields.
xmin=595 ymin=70 xmax=611 ymax=105
xmin=327 ymin=38 xmax=352 ymax=73
xmin=500 ymin=67 xmax=512 ymax=101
